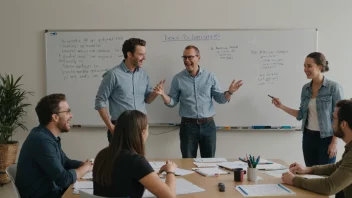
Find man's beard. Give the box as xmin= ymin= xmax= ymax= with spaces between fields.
xmin=333 ymin=125 xmax=344 ymax=138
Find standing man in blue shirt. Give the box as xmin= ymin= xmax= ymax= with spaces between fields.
xmin=154 ymin=45 xmax=243 ymax=158
xmin=95 ymin=38 xmax=163 ymax=142
xmin=16 ymin=93 xmax=93 ymax=198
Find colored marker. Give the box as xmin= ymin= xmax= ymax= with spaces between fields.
xmin=252 ymin=126 xmax=271 ymax=129
xmin=268 ymin=95 xmax=274 ymax=99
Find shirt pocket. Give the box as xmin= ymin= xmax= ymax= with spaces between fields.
xmin=199 ymin=83 xmax=212 ymax=98
xmin=319 ymin=95 xmax=333 ymax=111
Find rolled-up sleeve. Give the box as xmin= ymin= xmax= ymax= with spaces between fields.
xmin=332 ymin=83 xmax=344 ymax=117
xmin=35 ymin=139 xmax=77 ymax=189
xmin=296 ymin=86 xmax=305 ymax=121
xmin=144 ymin=74 xmax=153 ymax=100
xmin=95 ymin=71 xmax=117 ymax=110
xmin=166 ymin=77 xmax=180 ymax=107
xmin=292 ymin=154 xmax=352 ymax=196
xmin=211 ymin=74 xmax=228 ymax=104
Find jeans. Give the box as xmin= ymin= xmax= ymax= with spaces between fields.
xmin=303 ymin=128 xmax=336 ymax=166
xmin=179 ymin=119 xmax=216 ymax=158
xmin=303 ymin=128 xmax=344 ymax=198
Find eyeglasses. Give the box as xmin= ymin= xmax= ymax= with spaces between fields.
xmin=181 ymin=55 xmax=198 ymax=60
xmin=56 ymin=109 xmax=71 ymax=114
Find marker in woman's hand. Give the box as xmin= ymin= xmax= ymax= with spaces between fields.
xmin=268 ymin=95 xmax=274 ymax=99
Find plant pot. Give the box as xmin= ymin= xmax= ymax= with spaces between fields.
xmin=0 ymin=141 xmax=19 ymax=184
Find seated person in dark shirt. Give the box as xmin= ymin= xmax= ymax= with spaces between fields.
xmin=16 ymin=93 xmax=93 ymax=198
xmin=93 ymin=110 xmax=177 ymax=198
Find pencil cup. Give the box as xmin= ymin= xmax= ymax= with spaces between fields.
xmin=247 ymin=167 xmax=257 ymax=181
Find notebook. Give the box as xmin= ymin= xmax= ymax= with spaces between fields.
xmin=192 ymin=167 xmax=230 ymax=177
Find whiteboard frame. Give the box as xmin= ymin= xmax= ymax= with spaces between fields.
xmin=44 ymin=28 xmax=318 ymax=129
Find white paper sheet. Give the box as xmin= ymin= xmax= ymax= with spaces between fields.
xmin=297 ymin=174 xmax=326 ymax=179
xmin=257 ymin=163 xmax=287 ymax=170
xmin=81 ymin=171 xmax=93 ymax=179
xmin=217 ymin=161 xmax=248 ymax=170
xmin=262 ymin=169 xmax=289 ymax=178
xmin=73 ymin=181 xmax=93 ymax=189
xmin=143 ymin=178 xmax=205 ymax=197
xmin=235 ymin=184 xmax=296 ymax=197
xmin=193 ymin=158 xmax=227 ymax=163
xmin=193 ymin=162 xmax=219 ymax=167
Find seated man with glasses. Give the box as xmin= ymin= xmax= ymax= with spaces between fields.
xmin=154 ymin=45 xmax=243 ymax=158
xmin=16 ymin=93 xmax=93 ymax=198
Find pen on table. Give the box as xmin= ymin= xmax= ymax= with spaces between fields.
xmin=237 ymin=186 xmax=248 ymax=195
xmin=278 ymin=183 xmax=292 ymax=193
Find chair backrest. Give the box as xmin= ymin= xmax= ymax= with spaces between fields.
xmin=79 ymin=190 xmax=129 ymax=198
xmin=5 ymin=164 xmax=21 ymax=198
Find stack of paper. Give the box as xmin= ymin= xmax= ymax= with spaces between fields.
xmin=192 ymin=167 xmax=230 ymax=177
xmin=193 ymin=162 xmax=219 ymax=167
xmin=193 ymin=158 xmax=227 ymax=163
xmin=72 ymin=181 xmax=93 ymax=194
xmin=257 ymin=163 xmax=287 ymax=170
xmin=217 ymin=161 xmax=248 ymax=170
xmin=235 ymin=184 xmax=296 ymax=197
xmin=143 ymin=178 xmax=205 ymax=197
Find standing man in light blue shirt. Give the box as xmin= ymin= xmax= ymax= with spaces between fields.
xmin=95 ymin=38 xmax=163 ymax=142
xmin=154 ymin=45 xmax=243 ymax=158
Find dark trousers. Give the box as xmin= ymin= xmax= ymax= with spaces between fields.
xmin=303 ymin=128 xmax=344 ymax=198
xmin=107 ymin=120 xmax=116 ymax=142
xmin=179 ymin=119 xmax=216 ymax=158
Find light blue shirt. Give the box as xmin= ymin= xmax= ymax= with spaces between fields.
xmin=166 ymin=67 xmax=228 ymax=118
xmin=95 ymin=61 xmax=152 ymax=120
xmin=297 ymin=76 xmax=344 ymax=138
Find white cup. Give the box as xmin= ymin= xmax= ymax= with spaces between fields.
xmin=247 ymin=167 xmax=257 ymax=181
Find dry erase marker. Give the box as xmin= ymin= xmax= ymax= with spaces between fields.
xmin=268 ymin=95 xmax=274 ymax=99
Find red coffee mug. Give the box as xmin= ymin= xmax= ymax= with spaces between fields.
xmin=234 ymin=168 xmax=246 ymax=182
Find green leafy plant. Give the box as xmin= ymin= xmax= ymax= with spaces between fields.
xmin=0 ymin=74 xmax=33 ymax=144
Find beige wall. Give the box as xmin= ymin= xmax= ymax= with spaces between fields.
xmin=1 ymin=0 xmax=351 ymax=165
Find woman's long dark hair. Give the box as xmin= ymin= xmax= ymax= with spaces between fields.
xmin=93 ymin=110 xmax=148 ymax=187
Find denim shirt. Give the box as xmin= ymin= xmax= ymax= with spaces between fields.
xmin=95 ymin=61 xmax=153 ymax=121
xmin=166 ymin=67 xmax=228 ymax=118
xmin=297 ymin=77 xmax=344 ymax=138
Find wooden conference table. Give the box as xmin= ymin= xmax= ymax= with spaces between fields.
xmin=63 ymin=158 xmax=328 ymax=198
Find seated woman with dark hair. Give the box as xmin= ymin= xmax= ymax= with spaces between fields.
xmin=93 ymin=110 xmax=177 ymax=198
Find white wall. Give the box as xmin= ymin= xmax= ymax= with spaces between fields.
xmin=1 ymin=0 xmax=351 ymax=165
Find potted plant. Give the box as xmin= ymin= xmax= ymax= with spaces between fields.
xmin=0 ymin=74 xmax=33 ymax=184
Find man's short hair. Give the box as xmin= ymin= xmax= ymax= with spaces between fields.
xmin=122 ymin=38 xmax=146 ymax=59
xmin=336 ymin=99 xmax=352 ymax=130
xmin=185 ymin=45 xmax=200 ymax=55
xmin=35 ymin=93 xmax=66 ymax=126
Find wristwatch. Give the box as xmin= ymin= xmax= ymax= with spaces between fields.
xmin=225 ymin=91 xmax=233 ymax=95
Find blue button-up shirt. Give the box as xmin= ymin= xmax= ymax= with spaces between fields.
xmin=95 ymin=61 xmax=153 ymax=120
xmin=166 ymin=67 xmax=228 ymax=118
xmin=297 ymin=77 xmax=344 ymax=138
xmin=16 ymin=125 xmax=82 ymax=198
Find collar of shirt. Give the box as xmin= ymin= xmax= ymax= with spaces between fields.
xmin=345 ymin=140 xmax=352 ymax=151
xmin=307 ymin=75 xmax=328 ymax=91
xmin=38 ymin=125 xmax=61 ymax=144
xmin=183 ymin=65 xmax=203 ymax=77
xmin=120 ymin=60 xmax=139 ymax=74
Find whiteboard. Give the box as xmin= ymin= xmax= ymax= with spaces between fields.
xmin=45 ymin=29 xmax=317 ymax=127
